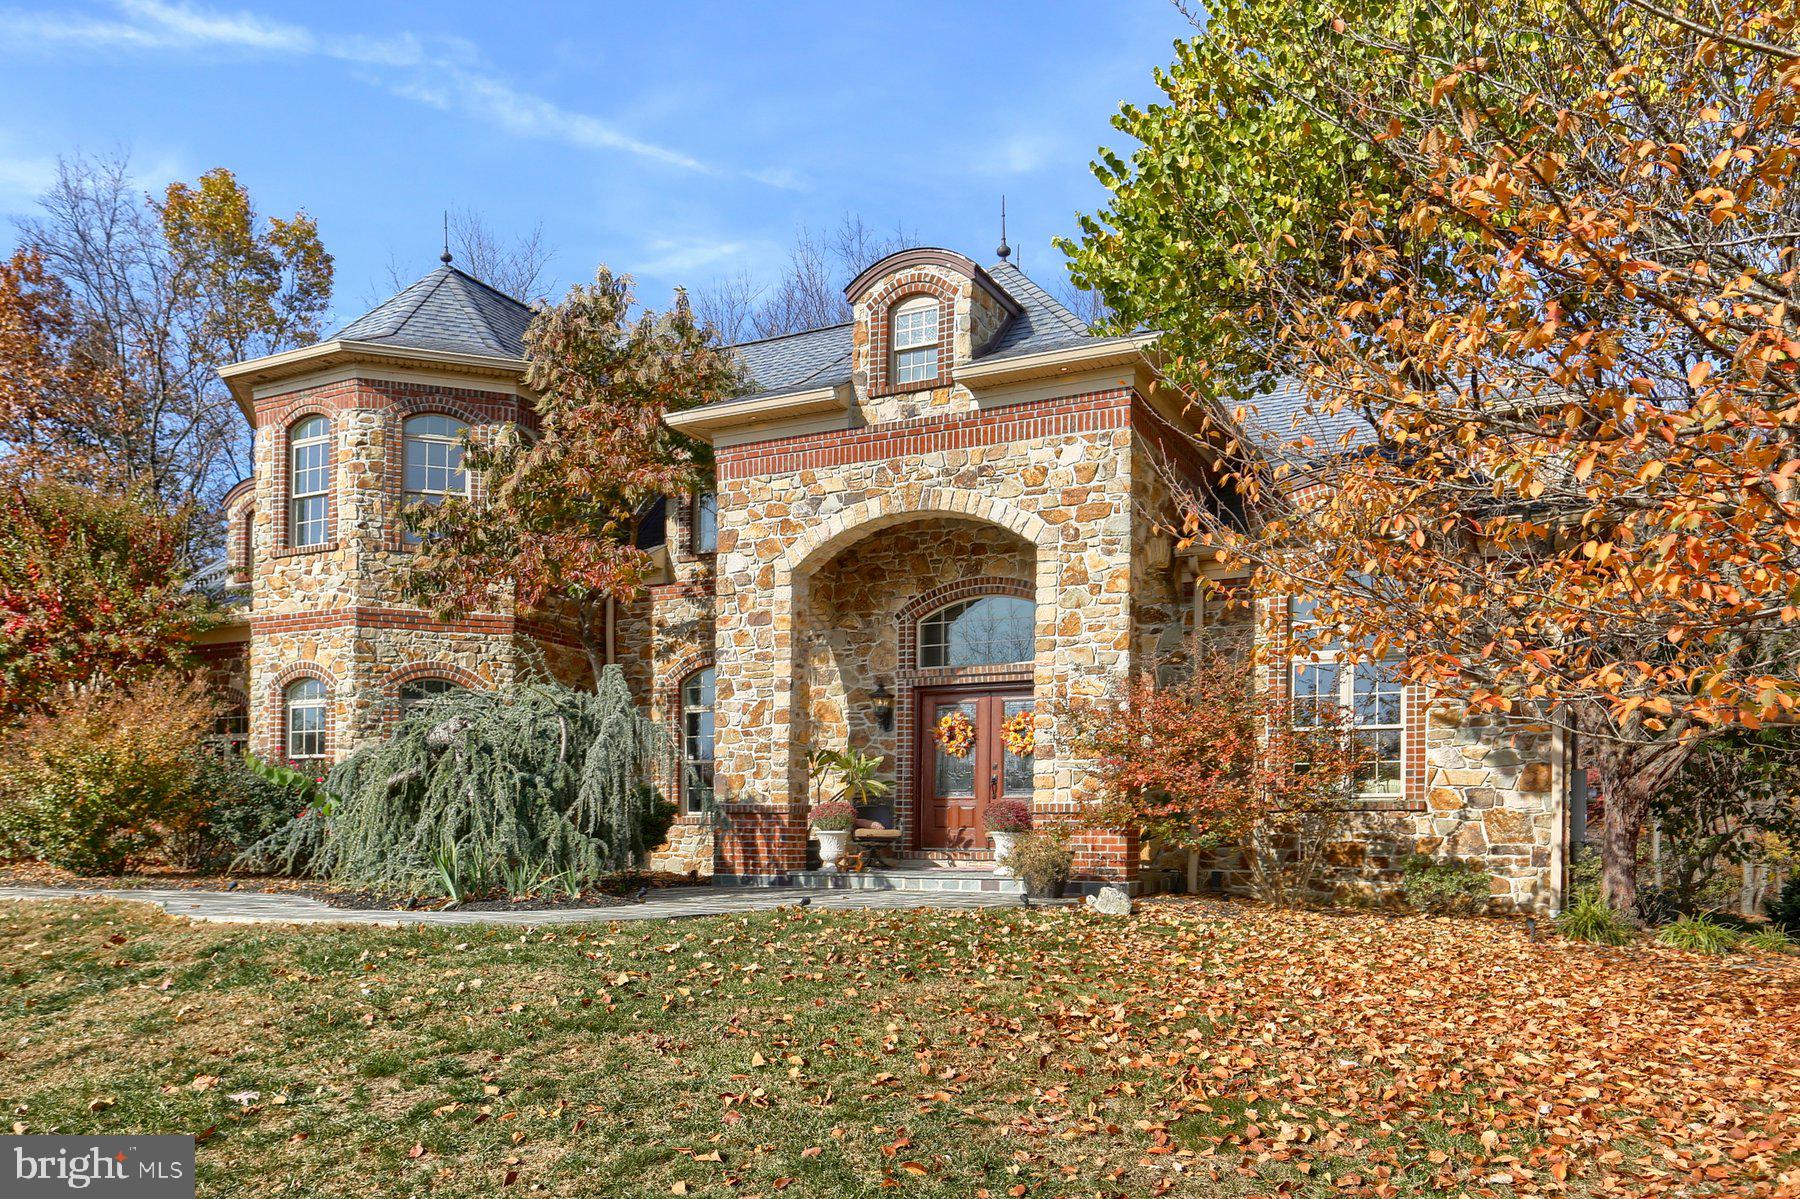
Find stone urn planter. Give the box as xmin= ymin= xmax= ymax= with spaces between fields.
xmin=815 ymin=827 xmax=852 ymax=873
xmin=989 ymin=830 xmax=1019 ymax=876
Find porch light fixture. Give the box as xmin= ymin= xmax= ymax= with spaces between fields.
xmin=871 ymin=679 xmax=894 ymax=732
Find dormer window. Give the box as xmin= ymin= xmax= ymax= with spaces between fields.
xmin=890 ymin=297 xmax=940 ymax=386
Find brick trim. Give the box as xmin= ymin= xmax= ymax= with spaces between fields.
xmin=891 ymin=577 xmax=1037 ymax=853
xmin=272 ymin=406 xmax=337 ymax=555
xmin=863 ymin=276 xmax=957 ymax=398
xmin=660 ymin=651 xmax=715 ymax=815
xmin=383 ymin=660 xmax=486 ymax=726
xmin=265 ymin=661 xmax=337 ymax=763
xmin=717 ymin=387 xmax=1134 ymax=479
xmin=377 ymin=400 xmax=495 ymax=549
xmin=251 ymin=606 xmax=584 ymax=650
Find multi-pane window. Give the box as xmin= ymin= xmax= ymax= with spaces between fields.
xmin=1290 ymin=596 xmax=1403 ymax=795
xmin=890 ymin=297 xmax=939 ymax=385
xmin=398 ymin=677 xmax=461 ymax=717
xmin=403 ymin=415 xmax=468 ymax=538
xmin=211 ymin=693 xmax=249 ymax=757
xmin=680 ymin=667 xmax=715 ymax=814
xmin=285 ymin=677 xmax=328 ymax=761
xmin=288 ymin=416 xmax=331 ymax=547
xmin=919 ymin=596 xmax=1035 ymax=668
xmin=692 ymin=491 xmax=718 ymax=554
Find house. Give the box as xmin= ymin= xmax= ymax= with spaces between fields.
xmin=202 ymin=244 xmax=1574 ymax=909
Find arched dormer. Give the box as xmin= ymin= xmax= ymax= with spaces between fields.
xmin=845 ymin=248 xmax=1022 ymax=400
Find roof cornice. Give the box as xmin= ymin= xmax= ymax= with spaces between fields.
xmin=219 ymin=340 xmax=528 ymax=424
xmin=663 ymin=383 xmax=852 ymax=441
xmin=957 ymin=333 xmax=1158 ymax=390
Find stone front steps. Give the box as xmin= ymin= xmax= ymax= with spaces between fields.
xmin=714 ymin=867 xmax=1028 ymax=896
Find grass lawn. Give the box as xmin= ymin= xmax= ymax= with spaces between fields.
xmin=1 ymin=897 xmax=1793 ymax=1198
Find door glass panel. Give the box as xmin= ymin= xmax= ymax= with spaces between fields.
xmin=1001 ymin=698 xmax=1034 ymax=795
xmin=933 ymin=701 xmax=977 ymax=796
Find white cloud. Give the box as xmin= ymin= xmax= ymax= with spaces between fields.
xmin=631 ymin=236 xmax=756 ymax=278
xmin=0 ymin=147 xmax=57 ymax=209
xmin=973 ymin=131 xmax=1061 ymax=177
xmin=0 ymin=0 xmax=773 ymax=181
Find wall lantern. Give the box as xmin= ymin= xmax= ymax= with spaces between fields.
xmin=871 ymin=679 xmax=895 ymax=732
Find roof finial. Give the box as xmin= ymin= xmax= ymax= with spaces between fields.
xmin=440 ymin=211 xmax=452 ymax=266
xmin=996 ymin=195 xmax=1011 ymax=262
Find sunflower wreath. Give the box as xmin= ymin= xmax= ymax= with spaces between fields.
xmin=934 ymin=709 xmax=977 ymax=759
xmin=999 ymin=709 xmax=1036 ymax=758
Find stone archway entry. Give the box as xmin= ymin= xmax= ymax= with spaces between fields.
xmin=915 ymin=686 xmax=1034 ymax=850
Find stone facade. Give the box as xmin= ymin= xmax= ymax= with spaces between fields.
xmin=208 ymin=247 xmax=1572 ymax=906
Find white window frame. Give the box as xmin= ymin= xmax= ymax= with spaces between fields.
xmin=285 ymin=677 xmax=328 ymax=761
xmin=680 ymin=667 xmax=715 ymax=814
xmin=1289 ymin=597 xmax=1404 ymax=796
xmin=288 ymin=416 xmax=331 ymax=548
xmin=398 ymin=676 xmax=461 ymax=717
xmin=402 ymin=414 xmax=469 ymax=539
xmin=692 ymin=491 xmax=718 ymax=555
xmin=890 ymin=297 xmax=940 ymax=386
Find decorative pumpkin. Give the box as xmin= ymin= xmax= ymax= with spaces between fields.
xmin=1000 ymin=709 xmax=1036 ymax=758
xmin=934 ymin=709 xmax=976 ymax=759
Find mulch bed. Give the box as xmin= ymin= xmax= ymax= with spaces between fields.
xmin=0 ymin=860 xmax=702 ymax=912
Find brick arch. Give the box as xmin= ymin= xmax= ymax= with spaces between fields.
xmin=862 ymin=273 xmax=958 ymax=396
xmin=381 ymin=402 xmax=494 ymax=544
xmin=383 ymin=660 xmax=486 ymax=724
xmin=659 ymin=650 xmax=716 ymax=815
xmin=264 ymin=662 xmax=338 ymax=761
xmin=895 ymin=576 xmax=1036 ymax=673
xmin=273 ymin=405 xmax=338 ymax=555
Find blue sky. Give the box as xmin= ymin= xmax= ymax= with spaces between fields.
xmin=0 ymin=0 xmax=1190 ymax=329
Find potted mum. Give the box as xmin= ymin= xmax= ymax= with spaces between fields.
xmin=985 ymin=797 xmax=1032 ymax=876
xmin=810 ymin=799 xmax=858 ymax=872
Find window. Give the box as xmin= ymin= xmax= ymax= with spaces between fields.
xmin=692 ymin=491 xmax=718 ymax=554
xmin=211 ymin=692 xmax=249 ymax=756
xmin=918 ymin=596 xmax=1035 ymax=669
xmin=679 ymin=667 xmax=715 ymax=814
xmin=399 ymin=677 xmax=462 ymax=717
xmin=403 ymin=414 xmax=469 ymax=538
xmin=285 ymin=677 xmax=328 ymax=761
xmin=1290 ymin=596 xmax=1403 ymax=795
xmin=890 ymin=297 xmax=939 ymax=386
xmin=288 ymin=416 xmax=331 ymax=547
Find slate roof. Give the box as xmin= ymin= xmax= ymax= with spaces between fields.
xmin=1230 ymin=376 xmax=1380 ymax=464
xmin=726 ymin=260 xmax=1126 ymax=396
xmin=333 ymin=265 xmax=534 ymax=358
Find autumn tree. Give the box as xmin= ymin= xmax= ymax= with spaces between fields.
xmin=1065 ymin=633 xmax=1367 ymax=903
xmin=402 ymin=268 xmax=742 ymax=685
xmin=11 ymin=154 xmax=332 ymax=522
xmin=0 ymin=479 xmax=213 ymax=718
xmin=1065 ymin=0 xmax=1800 ymax=913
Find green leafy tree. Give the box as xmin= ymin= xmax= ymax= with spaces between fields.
xmin=404 ymin=268 xmax=742 ymax=685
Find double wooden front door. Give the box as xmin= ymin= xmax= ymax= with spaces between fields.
xmin=917 ymin=687 xmax=1034 ymax=849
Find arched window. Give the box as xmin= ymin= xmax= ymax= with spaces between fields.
xmin=284 ymin=677 xmax=328 ymax=761
xmin=890 ymin=296 xmax=939 ymax=385
xmin=398 ymin=676 xmax=463 ymax=717
xmin=288 ymin=416 xmax=331 ymax=547
xmin=403 ymin=415 xmax=469 ymax=537
xmin=918 ymin=596 xmax=1035 ymax=668
xmin=679 ymin=666 xmax=715 ymax=814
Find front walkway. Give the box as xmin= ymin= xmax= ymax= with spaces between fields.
xmin=0 ymin=883 xmax=1026 ymax=926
